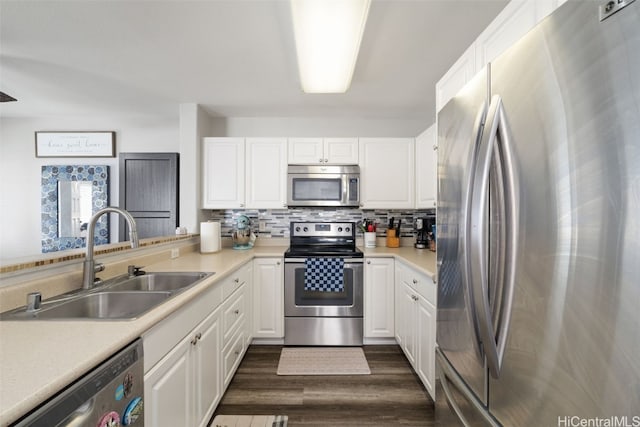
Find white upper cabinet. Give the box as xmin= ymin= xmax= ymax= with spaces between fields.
xmin=245 ymin=138 xmax=287 ymax=209
xmin=475 ymin=0 xmax=558 ymax=70
xmin=202 ymin=137 xmax=287 ymax=209
xmin=435 ymin=43 xmax=477 ymax=113
xmin=359 ymin=138 xmax=415 ymax=209
xmin=415 ymin=124 xmax=437 ymax=209
xmin=288 ymin=137 xmax=358 ymax=164
xmin=324 ymin=138 xmax=359 ymax=164
xmin=436 ymin=0 xmax=567 ymax=114
xmin=202 ymin=137 xmax=245 ymax=209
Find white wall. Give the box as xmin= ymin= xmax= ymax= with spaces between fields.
xmin=0 ymin=110 xmax=428 ymax=261
xmin=179 ymin=104 xmax=213 ymax=234
xmin=212 ymin=116 xmax=427 ymax=137
xmin=0 ymin=116 xmax=179 ymax=260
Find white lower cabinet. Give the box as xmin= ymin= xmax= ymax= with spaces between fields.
xmin=364 ymin=257 xmax=395 ymax=338
xmin=221 ymin=282 xmax=251 ymax=388
xmin=395 ymin=261 xmax=437 ymax=399
xmin=396 ymin=281 xmax=417 ymax=366
xmin=144 ymin=307 xmax=221 ymax=427
xmin=416 ymin=295 xmax=436 ymax=395
xmin=253 ymin=258 xmax=284 ymax=338
xmin=143 ymin=262 xmax=253 ymax=426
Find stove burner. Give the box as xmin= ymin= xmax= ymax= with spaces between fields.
xmin=286 ymin=221 xmax=361 ymax=258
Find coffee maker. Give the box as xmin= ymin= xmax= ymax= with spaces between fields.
xmin=414 ymin=217 xmax=435 ymax=249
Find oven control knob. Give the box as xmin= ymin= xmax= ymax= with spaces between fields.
xmin=295 ymin=226 xmax=300 ymax=232
xmin=345 ymin=227 xmax=350 ymax=232
xmin=338 ymin=227 xmax=343 ymax=232
xmin=303 ymin=227 xmax=308 ymax=232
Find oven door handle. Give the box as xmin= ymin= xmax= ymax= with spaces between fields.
xmin=284 ymin=258 xmax=363 ymax=265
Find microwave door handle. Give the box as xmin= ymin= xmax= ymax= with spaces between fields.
xmin=343 ymin=174 xmax=348 ymax=205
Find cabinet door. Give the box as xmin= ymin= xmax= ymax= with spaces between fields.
xmin=364 ymin=258 xmax=395 ymax=338
xmin=202 ymin=137 xmax=245 ymax=208
xmin=359 ymin=138 xmax=415 ymax=209
xmin=193 ymin=309 xmax=222 ymax=427
xmin=415 ymin=124 xmax=437 ymax=209
xmin=246 ymin=138 xmax=287 ymax=209
xmin=399 ymin=282 xmax=417 ymax=366
xmin=253 ymin=258 xmax=284 ymax=338
xmin=324 ymin=138 xmax=358 ymax=164
xmin=288 ymin=137 xmax=324 ymax=164
xmin=475 ymin=0 xmax=543 ymax=70
xmin=436 ymin=43 xmax=477 ymax=112
xmin=417 ymin=296 xmax=436 ymax=399
xmin=119 ymin=152 xmax=179 ymax=239
xmin=144 ymin=337 xmax=193 ymax=427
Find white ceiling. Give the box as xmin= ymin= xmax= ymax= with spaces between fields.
xmin=0 ymin=0 xmax=507 ymax=124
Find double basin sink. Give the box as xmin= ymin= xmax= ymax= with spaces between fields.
xmin=2 ymin=272 xmax=214 ymax=321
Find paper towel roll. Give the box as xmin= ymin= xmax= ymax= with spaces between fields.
xmin=200 ymin=221 xmax=221 ymax=253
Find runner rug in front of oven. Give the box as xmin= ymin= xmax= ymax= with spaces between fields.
xmin=304 ymin=257 xmax=344 ymax=292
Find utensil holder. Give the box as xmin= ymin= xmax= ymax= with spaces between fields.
xmin=386 ymin=229 xmax=400 ymax=248
xmin=364 ymin=232 xmax=377 ymax=248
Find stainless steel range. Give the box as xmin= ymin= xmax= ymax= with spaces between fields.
xmin=284 ymin=221 xmax=364 ymax=346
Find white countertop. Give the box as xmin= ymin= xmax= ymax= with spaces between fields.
xmin=0 ymin=245 xmax=435 ymax=426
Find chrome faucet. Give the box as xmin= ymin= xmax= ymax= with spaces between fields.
xmin=82 ymin=207 xmax=139 ymax=290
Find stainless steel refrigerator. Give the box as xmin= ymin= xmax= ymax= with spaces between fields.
xmin=435 ymin=1 xmax=640 ymax=425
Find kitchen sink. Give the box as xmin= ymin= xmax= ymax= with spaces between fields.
xmin=105 ymin=272 xmax=213 ymax=293
xmin=1 ymin=271 xmax=214 ymax=321
xmin=9 ymin=291 xmax=172 ymax=320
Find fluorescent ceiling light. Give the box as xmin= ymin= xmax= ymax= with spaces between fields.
xmin=291 ymin=0 xmax=371 ymax=93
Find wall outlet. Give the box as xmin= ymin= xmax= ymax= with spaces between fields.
xmin=171 ymin=248 xmax=180 ymax=259
xmin=259 ymin=221 xmax=266 ymax=232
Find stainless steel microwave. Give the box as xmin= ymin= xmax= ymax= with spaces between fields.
xmin=287 ymin=165 xmax=360 ymax=207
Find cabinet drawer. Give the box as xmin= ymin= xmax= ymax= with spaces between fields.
xmin=411 ymin=269 xmax=435 ymax=303
xmin=222 ymin=262 xmax=251 ymax=300
xmin=398 ymin=261 xmax=436 ymax=304
xmin=222 ymin=286 xmax=246 ymax=344
xmin=222 ymin=328 xmax=245 ymax=388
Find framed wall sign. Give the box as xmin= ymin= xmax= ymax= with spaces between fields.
xmin=35 ymin=131 xmax=116 ymax=157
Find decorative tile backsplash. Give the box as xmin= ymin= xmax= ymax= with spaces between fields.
xmin=205 ymin=207 xmax=435 ymax=238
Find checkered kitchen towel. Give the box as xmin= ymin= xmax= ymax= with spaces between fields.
xmin=304 ymin=257 xmax=344 ymax=292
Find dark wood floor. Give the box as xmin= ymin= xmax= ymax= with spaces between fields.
xmin=212 ymin=345 xmax=441 ymax=426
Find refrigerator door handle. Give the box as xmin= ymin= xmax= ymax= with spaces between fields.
xmin=461 ymin=100 xmax=488 ymax=361
xmin=468 ymin=94 xmax=519 ymax=379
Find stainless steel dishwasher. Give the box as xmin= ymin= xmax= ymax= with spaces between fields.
xmin=13 ymin=338 xmax=144 ymax=426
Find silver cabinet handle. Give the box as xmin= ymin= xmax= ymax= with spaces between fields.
xmin=319 ymin=158 xmax=323 ymax=163
xmin=234 ymin=309 xmax=240 ymax=315
xmin=412 ymin=279 xmax=418 ymax=284
xmin=191 ymin=332 xmax=202 ymax=345
xmin=239 ymin=203 xmax=245 ymax=207
xmin=276 ymin=261 xmax=281 ymax=265
xmin=366 ymin=260 xmax=371 ymax=264
xmin=234 ymin=278 xmax=239 ymax=283
xmin=324 ymin=158 xmax=328 ymax=163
